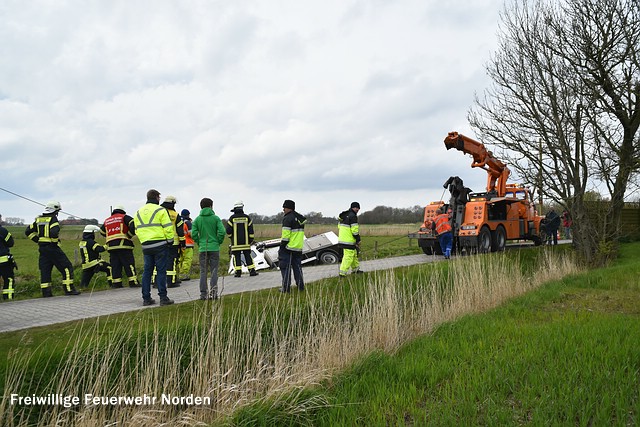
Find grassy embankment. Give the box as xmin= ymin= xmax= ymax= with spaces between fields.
xmin=231 ymin=244 xmax=640 ymax=426
xmin=0 ymin=241 xmax=587 ymax=426
xmin=3 ymin=223 xmax=421 ymax=301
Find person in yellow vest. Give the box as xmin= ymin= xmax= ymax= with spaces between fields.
xmin=100 ymin=205 xmax=139 ymax=288
xmin=0 ymin=215 xmax=16 ymax=300
xmin=432 ymin=206 xmax=453 ymax=259
xmin=178 ymin=208 xmax=194 ymax=281
xmin=158 ymin=195 xmax=185 ymax=287
xmin=134 ymin=189 xmax=174 ymax=306
xmin=279 ymin=199 xmax=306 ymax=293
xmin=79 ymin=225 xmax=111 ymax=288
xmin=338 ymin=202 xmax=363 ymax=277
xmin=25 ymin=201 xmax=80 ymax=297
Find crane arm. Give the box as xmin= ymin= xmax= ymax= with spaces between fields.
xmin=443 ymin=131 xmax=510 ymax=197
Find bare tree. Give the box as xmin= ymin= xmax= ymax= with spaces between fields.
xmin=469 ymin=0 xmax=640 ymax=264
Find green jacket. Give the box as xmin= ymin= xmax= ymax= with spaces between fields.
xmin=192 ymin=207 xmax=226 ymax=252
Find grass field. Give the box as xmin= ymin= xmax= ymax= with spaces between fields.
xmin=3 ymin=223 xmax=422 ymax=301
xmin=0 ymin=240 xmax=592 ymax=426
xmin=230 ymin=244 xmax=640 ymax=426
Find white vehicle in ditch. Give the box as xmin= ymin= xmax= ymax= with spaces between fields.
xmin=228 ymin=231 xmax=341 ymax=273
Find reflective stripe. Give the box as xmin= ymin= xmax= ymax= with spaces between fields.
xmin=142 ymin=240 xmax=170 ymax=249
xmin=435 ymin=214 xmax=452 ymax=235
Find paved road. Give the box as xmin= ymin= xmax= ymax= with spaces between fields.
xmin=0 ymin=254 xmax=433 ymax=334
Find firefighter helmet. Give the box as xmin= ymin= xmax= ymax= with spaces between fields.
xmin=83 ymin=225 xmax=101 ymax=233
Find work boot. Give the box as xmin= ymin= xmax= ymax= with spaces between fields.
xmin=129 ymin=282 xmax=141 ymax=288
xmin=249 ymin=270 xmax=259 ymax=277
xmin=42 ymin=287 xmax=53 ymax=298
xmin=111 ymin=283 xmax=123 ymax=289
xmin=160 ymin=297 xmax=174 ymax=306
xmin=143 ymin=298 xmax=156 ymax=306
xmin=167 ymin=283 xmax=181 ymax=288
xmin=65 ymin=286 xmax=81 ymax=296
xmin=234 ymin=271 xmax=242 ymax=278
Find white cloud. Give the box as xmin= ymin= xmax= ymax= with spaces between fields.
xmin=1 ymin=0 xmax=506 ymax=223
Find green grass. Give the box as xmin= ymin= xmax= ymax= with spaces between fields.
xmin=228 ymin=244 xmax=640 ymax=426
xmin=1 ymin=242 xmax=580 ymax=426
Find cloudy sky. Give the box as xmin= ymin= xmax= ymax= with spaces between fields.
xmin=1 ymin=0 xmax=505 ymax=223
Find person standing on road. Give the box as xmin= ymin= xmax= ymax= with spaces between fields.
xmin=0 ymin=215 xmax=16 ymax=300
xmin=338 ymin=202 xmax=363 ymax=277
xmin=134 ymin=189 xmax=174 ymax=307
xmin=79 ymin=225 xmax=111 ymax=288
xmin=100 ymin=205 xmax=139 ymax=288
xmin=432 ymin=206 xmax=453 ymax=259
xmin=562 ymin=210 xmax=572 ymax=240
xmin=226 ymin=200 xmax=259 ymax=278
xmin=178 ymin=208 xmax=195 ymax=281
xmin=159 ymin=196 xmax=185 ymax=288
xmin=191 ymin=197 xmax=226 ymax=300
xmin=25 ymin=201 xmax=80 ymax=297
xmin=279 ymin=199 xmax=306 ymax=293
xmin=544 ymin=209 xmax=561 ymax=245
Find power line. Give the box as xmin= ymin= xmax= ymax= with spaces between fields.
xmin=0 ymin=186 xmax=81 ymax=218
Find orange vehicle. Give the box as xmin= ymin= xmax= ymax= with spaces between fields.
xmin=410 ymin=132 xmax=544 ymax=255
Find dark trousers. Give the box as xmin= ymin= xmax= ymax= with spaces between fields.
xmin=38 ymin=244 xmax=75 ymax=293
xmin=108 ymin=249 xmax=138 ymax=286
xmin=279 ymin=249 xmax=304 ymax=292
xmin=232 ymin=249 xmax=256 ymax=272
xmin=167 ymin=245 xmax=180 ymax=285
xmin=142 ymin=245 xmax=169 ymax=301
xmin=80 ymin=261 xmax=111 ymax=288
xmin=0 ymin=261 xmax=15 ymax=300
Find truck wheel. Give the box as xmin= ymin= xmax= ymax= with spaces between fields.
xmin=478 ymin=227 xmax=492 ymax=253
xmin=491 ymin=226 xmax=506 ymax=252
xmin=420 ymin=243 xmax=442 ymax=255
xmin=317 ymin=250 xmax=339 ymax=264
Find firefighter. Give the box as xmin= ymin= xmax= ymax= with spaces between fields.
xmin=0 ymin=216 xmax=16 ymax=300
xmin=226 ymin=200 xmax=259 ymax=277
xmin=79 ymin=225 xmax=111 ymax=288
xmin=178 ymin=208 xmax=194 ymax=281
xmin=338 ymin=202 xmax=363 ymax=277
xmin=279 ymin=199 xmax=306 ymax=293
xmin=134 ymin=189 xmax=174 ymax=306
xmin=432 ymin=207 xmax=453 ymax=259
xmin=159 ymin=196 xmax=185 ymax=287
xmin=25 ymin=201 xmax=80 ymax=297
xmin=100 ymin=205 xmax=139 ymax=288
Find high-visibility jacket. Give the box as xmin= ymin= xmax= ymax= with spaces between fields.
xmin=134 ymin=202 xmax=174 ymax=249
xmin=79 ymin=233 xmax=106 ymax=269
xmin=338 ymin=209 xmax=360 ymax=248
xmin=101 ymin=211 xmax=136 ymax=251
xmin=434 ymin=213 xmax=452 ymax=235
xmin=226 ymin=210 xmax=255 ymax=251
xmin=25 ymin=214 xmax=60 ymax=245
xmin=161 ymin=204 xmax=185 ymax=247
xmin=183 ymin=220 xmax=194 ymax=248
xmin=281 ymin=211 xmax=306 ymax=252
xmin=0 ymin=225 xmax=14 ymax=264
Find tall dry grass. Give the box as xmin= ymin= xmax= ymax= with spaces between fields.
xmin=2 ymin=251 xmax=579 ymax=426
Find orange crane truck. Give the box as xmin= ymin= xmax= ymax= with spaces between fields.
xmin=409 ymin=132 xmax=544 ymax=255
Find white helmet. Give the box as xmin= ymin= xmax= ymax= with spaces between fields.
xmin=234 ymin=200 xmax=244 ymax=209
xmin=113 ymin=205 xmax=126 ymax=212
xmin=44 ymin=200 xmax=62 ymax=213
xmin=164 ymin=195 xmax=177 ymax=204
xmin=83 ymin=225 xmax=101 ymax=233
